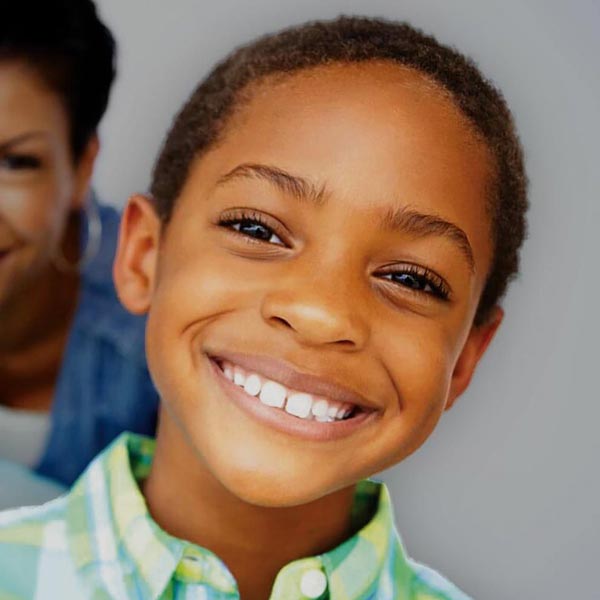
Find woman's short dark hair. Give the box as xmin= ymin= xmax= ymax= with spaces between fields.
xmin=0 ymin=0 xmax=116 ymax=161
xmin=151 ymin=16 xmax=528 ymax=326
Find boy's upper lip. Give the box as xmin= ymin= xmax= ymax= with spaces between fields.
xmin=209 ymin=350 xmax=379 ymax=411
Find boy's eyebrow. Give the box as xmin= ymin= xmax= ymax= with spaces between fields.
xmin=380 ymin=206 xmax=475 ymax=273
xmin=217 ymin=162 xmax=475 ymax=272
xmin=216 ymin=163 xmax=327 ymax=205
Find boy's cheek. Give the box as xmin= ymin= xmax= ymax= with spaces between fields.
xmin=150 ymin=255 xmax=268 ymax=341
xmin=145 ymin=254 xmax=266 ymax=387
xmin=377 ymin=318 xmax=453 ymax=394
xmin=362 ymin=337 xmax=452 ymax=469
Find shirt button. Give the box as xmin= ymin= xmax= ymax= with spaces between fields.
xmin=300 ymin=568 xmax=327 ymax=598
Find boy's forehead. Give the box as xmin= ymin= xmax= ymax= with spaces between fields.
xmin=218 ymin=61 xmax=491 ymax=199
xmin=235 ymin=61 xmax=486 ymax=153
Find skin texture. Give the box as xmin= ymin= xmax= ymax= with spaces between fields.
xmin=0 ymin=61 xmax=97 ymax=411
xmin=114 ymin=62 xmax=503 ymax=600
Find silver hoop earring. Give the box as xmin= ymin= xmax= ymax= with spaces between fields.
xmin=52 ymin=194 xmax=103 ymax=273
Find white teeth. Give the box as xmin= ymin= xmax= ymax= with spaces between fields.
xmin=327 ymin=405 xmax=340 ymax=419
xmin=221 ymin=360 xmax=356 ymax=422
xmin=316 ymin=414 xmax=334 ymax=422
xmin=223 ymin=363 xmax=234 ymax=382
xmin=285 ymin=393 xmax=313 ymax=418
xmin=243 ymin=373 xmax=261 ymax=396
xmin=311 ymin=399 xmax=329 ymax=418
xmin=233 ymin=366 xmax=246 ymax=387
xmin=259 ymin=381 xmax=286 ymax=408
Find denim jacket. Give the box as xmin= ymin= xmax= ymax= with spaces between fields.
xmin=35 ymin=198 xmax=159 ymax=486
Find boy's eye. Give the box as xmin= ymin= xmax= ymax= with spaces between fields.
xmin=235 ymin=219 xmax=282 ymax=244
xmin=0 ymin=153 xmax=42 ymax=171
xmin=377 ymin=267 xmax=450 ymax=301
xmin=218 ymin=212 xmax=286 ymax=246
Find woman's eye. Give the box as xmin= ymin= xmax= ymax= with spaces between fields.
xmin=379 ymin=269 xmax=450 ymax=300
xmin=224 ymin=218 xmax=285 ymax=246
xmin=0 ymin=154 xmax=42 ymax=171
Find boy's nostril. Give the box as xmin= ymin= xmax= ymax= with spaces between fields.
xmin=270 ymin=316 xmax=294 ymax=329
xmin=335 ymin=339 xmax=357 ymax=348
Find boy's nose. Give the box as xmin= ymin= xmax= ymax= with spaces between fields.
xmin=260 ymin=283 xmax=370 ymax=351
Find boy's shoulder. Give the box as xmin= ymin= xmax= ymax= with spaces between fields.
xmin=0 ymin=493 xmax=68 ymax=544
xmin=0 ymin=496 xmax=83 ymax=599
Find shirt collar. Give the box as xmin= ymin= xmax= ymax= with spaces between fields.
xmin=66 ymin=432 xmax=412 ymax=599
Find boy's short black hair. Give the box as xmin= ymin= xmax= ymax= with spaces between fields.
xmin=151 ymin=16 xmax=528 ymax=326
xmin=0 ymin=0 xmax=116 ymax=161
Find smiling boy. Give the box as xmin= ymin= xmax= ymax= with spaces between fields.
xmin=0 ymin=16 xmax=527 ymax=600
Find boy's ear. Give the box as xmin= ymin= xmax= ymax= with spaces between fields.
xmin=445 ymin=306 xmax=504 ymax=410
xmin=113 ymin=194 xmax=161 ymax=315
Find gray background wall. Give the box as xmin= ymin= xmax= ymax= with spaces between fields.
xmin=93 ymin=1 xmax=600 ymax=598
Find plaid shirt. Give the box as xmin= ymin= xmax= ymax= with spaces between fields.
xmin=0 ymin=434 xmax=471 ymax=599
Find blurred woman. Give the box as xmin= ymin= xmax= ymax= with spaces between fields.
xmin=0 ymin=0 xmax=158 ymax=505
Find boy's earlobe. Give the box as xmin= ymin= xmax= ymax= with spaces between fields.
xmin=113 ymin=194 xmax=161 ymax=315
xmin=445 ymin=306 xmax=504 ymax=410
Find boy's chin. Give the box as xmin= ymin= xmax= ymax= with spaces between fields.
xmin=213 ymin=460 xmax=355 ymax=508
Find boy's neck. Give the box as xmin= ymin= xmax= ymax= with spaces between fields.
xmin=143 ymin=414 xmax=358 ymax=600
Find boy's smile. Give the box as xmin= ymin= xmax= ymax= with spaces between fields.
xmin=209 ymin=352 xmax=377 ymax=441
xmin=115 ymin=61 xmax=501 ymax=508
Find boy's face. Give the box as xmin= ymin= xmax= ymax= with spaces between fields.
xmin=116 ymin=62 xmax=501 ymax=507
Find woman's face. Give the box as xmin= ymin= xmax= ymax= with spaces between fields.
xmin=117 ymin=62 xmax=501 ymax=507
xmin=0 ymin=61 xmax=94 ymax=310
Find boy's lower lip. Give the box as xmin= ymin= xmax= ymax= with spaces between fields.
xmin=208 ymin=356 xmax=376 ymax=442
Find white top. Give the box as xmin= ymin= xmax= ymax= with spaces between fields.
xmin=0 ymin=404 xmax=51 ymax=468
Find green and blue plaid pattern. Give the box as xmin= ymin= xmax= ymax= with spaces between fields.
xmin=0 ymin=433 xmax=471 ymax=599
